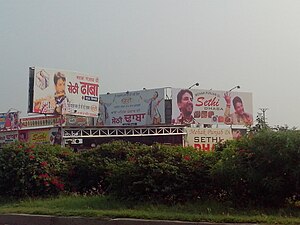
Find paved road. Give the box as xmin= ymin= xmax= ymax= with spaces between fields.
xmin=0 ymin=214 xmax=260 ymax=225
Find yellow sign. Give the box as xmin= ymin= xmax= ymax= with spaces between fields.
xmin=29 ymin=130 xmax=49 ymax=143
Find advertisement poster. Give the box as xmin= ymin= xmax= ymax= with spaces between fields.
xmin=172 ymin=88 xmax=253 ymax=126
xmin=20 ymin=115 xmax=93 ymax=128
xmin=95 ymin=88 xmax=165 ymax=126
xmin=184 ymin=127 xmax=233 ymax=151
xmin=232 ymin=128 xmax=247 ymax=139
xmin=20 ymin=115 xmax=62 ymax=128
xmin=0 ymin=112 xmax=20 ymax=130
xmin=0 ymin=131 xmax=18 ymax=144
xmin=19 ymin=128 xmax=61 ymax=145
xmin=28 ymin=129 xmax=50 ymax=144
xmin=30 ymin=67 xmax=99 ymax=117
xmin=64 ymin=115 xmax=94 ymax=126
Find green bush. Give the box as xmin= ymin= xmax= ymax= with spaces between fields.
xmin=1 ymin=129 xmax=299 ymax=207
xmin=105 ymin=142 xmax=215 ymax=203
xmin=0 ymin=142 xmax=74 ymax=198
xmin=68 ymin=141 xmax=142 ymax=194
xmin=211 ymin=130 xmax=300 ymax=207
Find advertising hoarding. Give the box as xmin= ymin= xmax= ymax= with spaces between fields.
xmin=184 ymin=127 xmax=233 ymax=151
xmin=19 ymin=128 xmax=61 ymax=145
xmin=28 ymin=67 xmax=99 ymax=117
xmin=232 ymin=128 xmax=247 ymax=139
xmin=64 ymin=115 xmax=94 ymax=126
xmin=20 ymin=115 xmax=62 ymax=128
xmin=95 ymin=88 xmax=165 ymax=126
xmin=20 ymin=115 xmax=93 ymax=128
xmin=0 ymin=112 xmax=20 ymax=130
xmin=172 ymin=88 xmax=253 ymax=126
xmin=0 ymin=131 xmax=18 ymax=144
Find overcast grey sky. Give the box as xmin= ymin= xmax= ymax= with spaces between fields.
xmin=1 ymin=0 xmax=300 ymax=127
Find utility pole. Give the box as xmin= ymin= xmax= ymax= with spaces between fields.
xmin=259 ymin=108 xmax=268 ymax=128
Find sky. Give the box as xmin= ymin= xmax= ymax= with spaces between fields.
xmin=1 ymin=0 xmax=300 ymax=128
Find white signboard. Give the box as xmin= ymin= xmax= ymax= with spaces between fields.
xmin=184 ymin=127 xmax=233 ymax=151
xmin=31 ymin=67 xmax=99 ymax=117
xmin=0 ymin=131 xmax=18 ymax=144
xmin=95 ymin=88 xmax=165 ymax=126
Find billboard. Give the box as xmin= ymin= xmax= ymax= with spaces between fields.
xmin=28 ymin=67 xmax=99 ymax=117
xmin=184 ymin=127 xmax=233 ymax=151
xmin=95 ymin=88 xmax=165 ymax=126
xmin=20 ymin=115 xmax=62 ymax=128
xmin=20 ymin=115 xmax=93 ymax=128
xmin=172 ymin=88 xmax=253 ymax=126
xmin=64 ymin=115 xmax=94 ymax=126
xmin=232 ymin=128 xmax=247 ymax=139
xmin=0 ymin=112 xmax=20 ymax=130
xmin=19 ymin=127 xmax=62 ymax=145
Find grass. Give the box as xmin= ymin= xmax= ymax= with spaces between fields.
xmin=0 ymin=195 xmax=299 ymax=225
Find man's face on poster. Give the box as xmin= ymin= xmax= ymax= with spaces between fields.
xmin=55 ymin=78 xmax=66 ymax=95
xmin=234 ymin=102 xmax=245 ymax=115
xmin=178 ymin=92 xmax=193 ymax=116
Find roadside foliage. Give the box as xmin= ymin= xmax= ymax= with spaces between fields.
xmin=0 ymin=129 xmax=299 ymax=207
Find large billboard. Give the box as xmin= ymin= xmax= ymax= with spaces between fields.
xmin=28 ymin=67 xmax=99 ymax=117
xmin=172 ymin=88 xmax=253 ymax=126
xmin=95 ymin=88 xmax=165 ymax=126
xmin=184 ymin=127 xmax=233 ymax=151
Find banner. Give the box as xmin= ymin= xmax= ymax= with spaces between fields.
xmin=19 ymin=128 xmax=61 ymax=145
xmin=20 ymin=115 xmax=93 ymax=128
xmin=232 ymin=128 xmax=247 ymax=139
xmin=0 ymin=131 xmax=18 ymax=144
xmin=184 ymin=127 xmax=233 ymax=151
xmin=95 ymin=88 xmax=165 ymax=126
xmin=20 ymin=115 xmax=62 ymax=128
xmin=0 ymin=112 xmax=20 ymax=130
xmin=64 ymin=115 xmax=94 ymax=126
xmin=29 ymin=67 xmax=99 ymax=117
xmin=172 ymin=88 xmax=253 ymax=126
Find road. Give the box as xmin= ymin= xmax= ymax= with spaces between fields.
xmin=0 ymin=214 xmax=260 ymax=225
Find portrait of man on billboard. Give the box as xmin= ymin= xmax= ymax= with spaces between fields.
xmin=31 ymin=67 xmax=99 ymax=117
xmin=33 ymin=70 xmax=69 ymax=115
xmin=52 ymin=72 xmax=69 ymax=115
xmin=223 ymin=92 xmax=253 ymax=126
xmin=173 ymin=89 xmax=197 ymax=125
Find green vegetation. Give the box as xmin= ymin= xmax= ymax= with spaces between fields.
xmin=0 ymin=128 xmax=299 ymax=224
xmin=0 ymin=195 xmax=299 ymax=224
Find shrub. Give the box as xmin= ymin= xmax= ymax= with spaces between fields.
xmin=0 ymin=142 xmax=74 ymax=198
xmin=1 ymin=130 xmax=299 ymax=208
xmin=68 ymin=141 xmax=141 ymax=194
xmin=106 ymin=142 xmax=215 ymax=203
xmin=211 ymin=129 xmax=300 ymax=207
